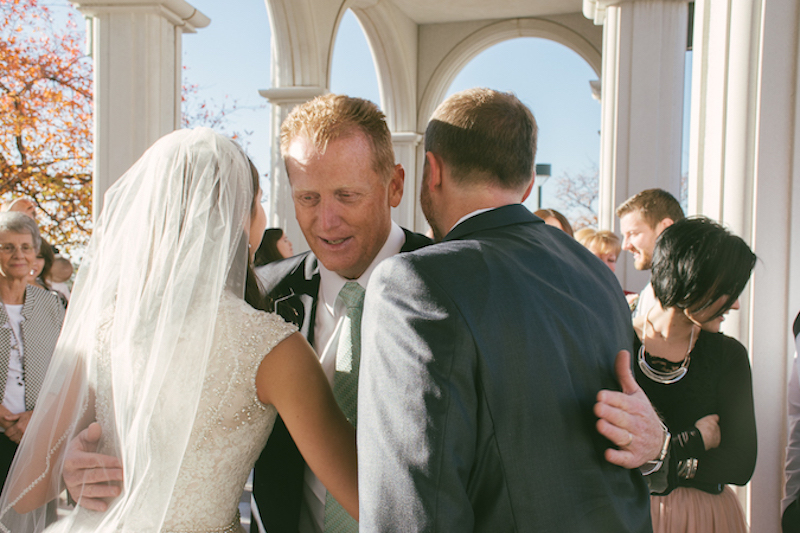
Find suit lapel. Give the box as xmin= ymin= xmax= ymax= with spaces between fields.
xmin=266 ymin=253 xmax=321 ymax=346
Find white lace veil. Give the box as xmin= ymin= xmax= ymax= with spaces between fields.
xmin=0 ymin=128 xmax=257 ymax=532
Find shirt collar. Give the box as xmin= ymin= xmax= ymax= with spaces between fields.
xmin=449 ymin=207 xmax=494 ymax=235
xmin=318 ymin=221 xmax=404 ymax=315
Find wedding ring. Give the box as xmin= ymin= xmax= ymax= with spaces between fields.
xmin=623 ymin=431 xmax=633 ymax=447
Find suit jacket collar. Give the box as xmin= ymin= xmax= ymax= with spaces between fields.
xmin=443 ymin=204 xmax=541 ymax=242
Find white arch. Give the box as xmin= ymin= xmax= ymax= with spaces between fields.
xmin=418 ymin=18 xmax=602 ymax=130
xmin=349 ymin=3 xmax=417 ymax=132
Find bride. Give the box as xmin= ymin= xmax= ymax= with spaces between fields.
xmin=0 ymin=128 xmax=357 ymax=532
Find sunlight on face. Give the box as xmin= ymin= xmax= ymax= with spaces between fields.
xmin=286 ymin=132 xmax=403 ymax=279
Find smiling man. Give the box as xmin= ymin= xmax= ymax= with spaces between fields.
xmin=252 ymin=94 xmax=431 ymax=533
xmin=616 ymin=188 xmax=684 ymax=316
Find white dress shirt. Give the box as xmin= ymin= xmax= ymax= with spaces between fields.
xmin=632 ymin=282 xmax=657 ymax=319
xmin=2 ymin=304 xmax=26 ymax=417
xmin=297 ymin=222 xmax=405 ymax=533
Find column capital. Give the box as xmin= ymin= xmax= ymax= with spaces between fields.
xmin=258 ymin=86 xmax=327 ymax=106
xmin=69 ymin=0 xmax=209 ymax=33
xmin=583 ymin=0 xmax=689 ymax=25
xmin=391 ymin=132 xmax=423 ymax=146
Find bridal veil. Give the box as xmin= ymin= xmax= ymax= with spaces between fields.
xmin=0 ymin=128 xmax=257 ymax=531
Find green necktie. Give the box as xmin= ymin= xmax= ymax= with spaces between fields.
xmin=323 ymin=281 xmax=365 ymax=532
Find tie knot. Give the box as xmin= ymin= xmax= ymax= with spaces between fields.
xmin=338 ymin=281 xmax=365 ymax=310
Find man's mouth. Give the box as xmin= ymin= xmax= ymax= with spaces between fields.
xmin=321 ymin=237 xmax=350 ymax=245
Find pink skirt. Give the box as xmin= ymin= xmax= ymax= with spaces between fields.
xmin=650 ymin=485 xmax=748 ymax=533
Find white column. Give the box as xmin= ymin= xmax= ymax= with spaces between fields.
xmin=690 ymin=1 xmax=800 ymax=530
xmin=585 ymin=0 xmax=689 ymax=293
xmin=258 ymin=86 xmax=327 ymax=254
xmin=70 ymin=0 xmax=209 ymax=219
xmin=391 ymin=132 xmax=423 ymax=232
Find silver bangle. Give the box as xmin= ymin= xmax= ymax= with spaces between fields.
xmin=657 ymin=421 xmax=671 ymax=462
xmin=678 ymin=458 xmax=698 ymax=479
xmin=638 ymin=422 xmax=671 ymax=476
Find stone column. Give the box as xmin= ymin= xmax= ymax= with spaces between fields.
xmin=689 ymin=1 xmax=800 ymax=529
xmin=584 ymin=0 xmax=689 ymax=293
xmin=258 ymin=86 xmax=326 ymax=253
xmin=391 ymin=132 xmax=423 ymax=232
xmin=70 ymin=0 xmax=209 ymax=218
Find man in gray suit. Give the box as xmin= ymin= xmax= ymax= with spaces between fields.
xmin=357 ymin=88 xmax=654 ymax=532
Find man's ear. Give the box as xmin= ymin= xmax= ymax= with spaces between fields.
xmin=388 ymin=164 xmax=404 ymax=208
xmin=656 ymin=217 xmax=675 ymax=235
xmin=424 ymin=151 xmax=444 ymax=191
xmin=520 ymin=176 xmax=535 ymax=203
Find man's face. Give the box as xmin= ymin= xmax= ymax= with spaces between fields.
xmin=286 ymin=132 xmax=403 ymax=279
xmin=619 ymin=211 xmax=668 ymax=270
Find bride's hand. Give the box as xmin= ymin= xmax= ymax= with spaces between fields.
xmin=63 ymin=422 xmax=124 ymax=512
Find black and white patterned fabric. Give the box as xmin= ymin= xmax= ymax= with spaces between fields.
xmin=0 ymin=285 xmax=65 ymax=411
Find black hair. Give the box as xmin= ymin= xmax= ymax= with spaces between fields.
xmin=651 ymin=216 xmax=756 ymax=319
xmin=253 ymin=228 xmax=285 ymax=267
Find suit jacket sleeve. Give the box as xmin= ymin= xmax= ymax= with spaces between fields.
xmin=358 ymin=255 xmax=477 ymax=532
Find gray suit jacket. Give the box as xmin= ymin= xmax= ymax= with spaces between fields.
xmin=358 ymin=205 xmax=651 ymax=532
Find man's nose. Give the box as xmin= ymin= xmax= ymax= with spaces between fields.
xmin=317 ymin=197 xmax=342 ymax=230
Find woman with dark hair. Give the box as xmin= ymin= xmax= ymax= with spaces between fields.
xmin=633 ymin=216 xmax=757 ymax=533
xmin=0 ymin=128 xmax=356 ymax=532
xmin=254 ymin=227 xmax=294 ymax=266
xmin=28 ymin=240 xmax=68 ymax=308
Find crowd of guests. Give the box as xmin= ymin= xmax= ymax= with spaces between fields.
xmin=0 ymin=89 xmax=797 ymax=533
xmin=538 ymin=191 xmax=757 ymax=533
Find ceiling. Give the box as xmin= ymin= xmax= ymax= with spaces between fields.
xmin=386 ymin=0 xmax=585 ymax=24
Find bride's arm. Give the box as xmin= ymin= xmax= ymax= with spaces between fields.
xmin=256 ymin=332 xmax=358 ymax=520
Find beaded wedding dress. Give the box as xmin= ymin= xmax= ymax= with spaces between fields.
xmin=159 ymin=295 xmax=295 ymax=532
xmin=0 ymin=128 xmax=290 ymax=533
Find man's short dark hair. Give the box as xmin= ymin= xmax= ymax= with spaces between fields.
xmin=651 ymin=216 xmax=756 ymax=318
xmin=424 ymin=88 xmax=537 ymax=190
xmin=615 ymin=188 xmax=685 ymax=228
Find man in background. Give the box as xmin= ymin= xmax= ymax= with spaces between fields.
xmin=616 ymin=188 xmax=684 ymax=316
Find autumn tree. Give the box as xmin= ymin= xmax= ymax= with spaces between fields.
xmin=0 ymin=0 xmax=93 ymax=256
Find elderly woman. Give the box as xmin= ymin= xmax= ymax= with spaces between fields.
xmin=0 ymin=212 xmax=64 ymax=488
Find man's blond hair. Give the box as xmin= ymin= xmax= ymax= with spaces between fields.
xmin=280 ymin=94 xmax=395 ymax=181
